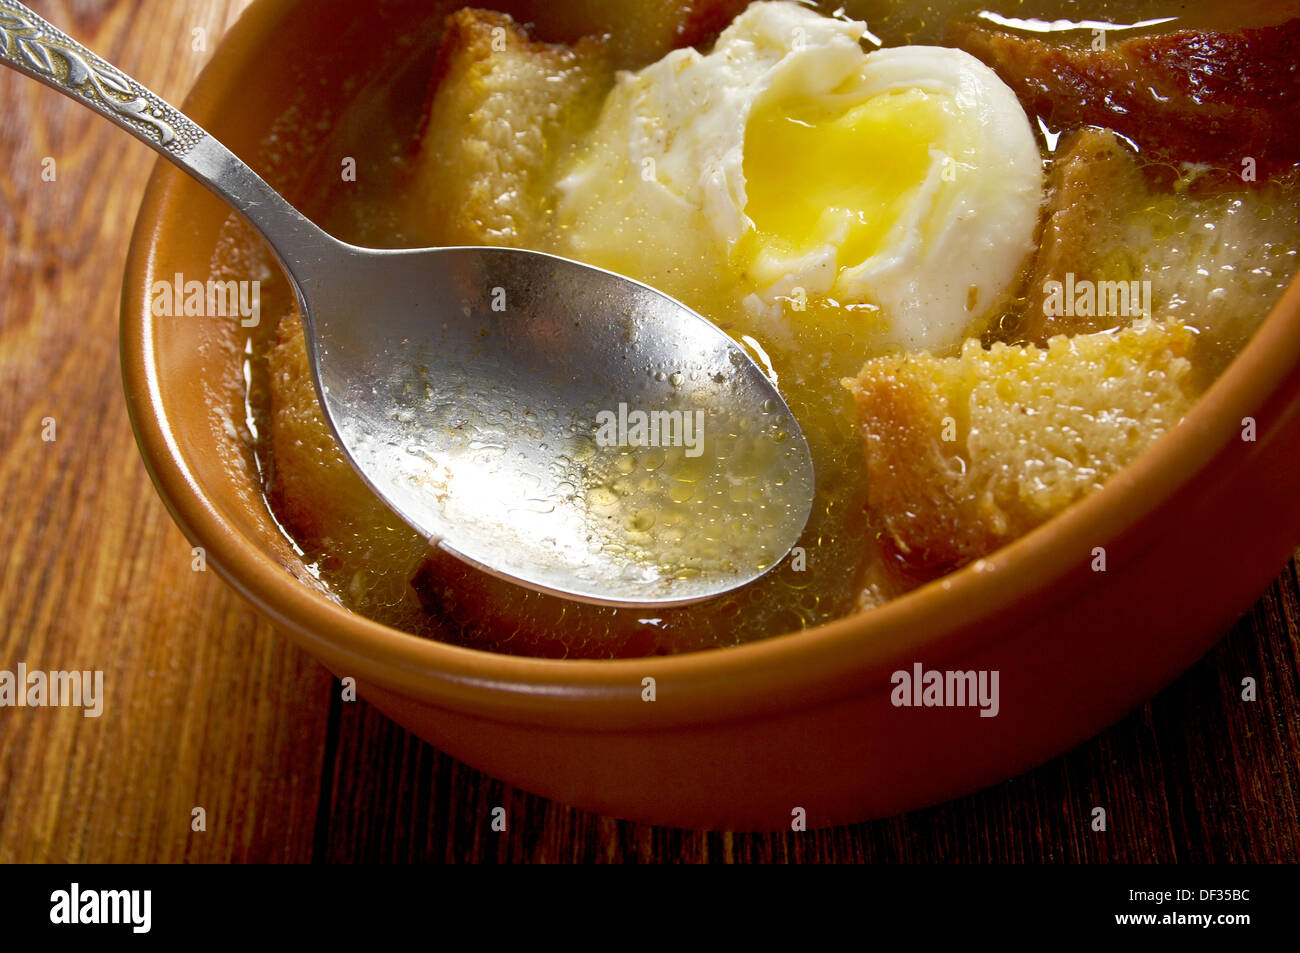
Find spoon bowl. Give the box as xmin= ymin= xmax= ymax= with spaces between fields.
xmin=300 ymin=244 xmax=814 ymax=605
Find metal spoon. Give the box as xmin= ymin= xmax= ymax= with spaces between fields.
xmin=0 ymin=0 xmax=814 ymax=606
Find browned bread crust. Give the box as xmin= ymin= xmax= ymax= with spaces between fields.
xmin=946 ymin=17 xmax=1300 ymax=178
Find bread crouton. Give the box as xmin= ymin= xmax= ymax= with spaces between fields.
xmin=1023 ymin=128 xmax=1149 ymax=342
xmin=409 ymin=8 xmax=611 ymax=246
xmin=1023 ymin=128 xmax=1300 ymax=365
xmin=843 ymin=320 xmax=1199 ymax=572
xmin=945 ymin=16 xmax=1300 ymax=177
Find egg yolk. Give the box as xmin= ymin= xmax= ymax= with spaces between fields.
xmin=741 ymin=86 xmax=951 ymax=275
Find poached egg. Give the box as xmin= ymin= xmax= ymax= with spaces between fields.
xmin=553 ymin=1 xmax=1043 ymax=353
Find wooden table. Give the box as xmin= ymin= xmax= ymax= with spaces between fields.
xmin=1 ymin=0 xmax=1297 ymax=863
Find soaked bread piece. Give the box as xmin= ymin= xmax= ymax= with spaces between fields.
xmin=1022 ymin=128 xmax=1300 ymax=365
xmin=409 ymin=8 xmax=612 ymax=246
xmin=267 ymin=311 xmax=398 ymax=554
xmin=1023 ymin=128 xmax=1150 ymax=342
xmin=945 ymin=16 xmax=1300 ymax=179
xmin=843 ymin=320 xmax=1198 ymax=573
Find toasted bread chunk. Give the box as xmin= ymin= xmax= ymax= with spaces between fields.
xmin=945 ymin=16 xmax=1300 ymax=178
xmin=843 ymin=320 xmax=1198 ymax=572
xmin=1023 ymin=128 xmax=1300 ymax=360
xmin=409 ymin=9 xmax=611 ymax=246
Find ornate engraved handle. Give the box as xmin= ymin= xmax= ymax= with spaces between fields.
xmin=0 ymin=0 xmax=203 ymax=153
xmin=0 ymin=0 xmax=337 ymax=273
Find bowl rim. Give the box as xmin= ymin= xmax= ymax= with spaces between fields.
xmin=121 ymin=0 xmax=1300 ymax=730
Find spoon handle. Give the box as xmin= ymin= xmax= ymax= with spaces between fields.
xmin=0 ymin=0 xmax=334 ymax=268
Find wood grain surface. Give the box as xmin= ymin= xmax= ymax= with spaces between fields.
xmin=1 ymin=0 xmax=1298 ymax=863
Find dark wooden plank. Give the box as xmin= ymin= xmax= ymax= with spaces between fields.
xmin=0 ymin=0 xmax=333 ymax=863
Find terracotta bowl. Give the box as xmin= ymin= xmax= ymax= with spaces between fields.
xmin=121 ymin=0 xmax=1300 ymax=829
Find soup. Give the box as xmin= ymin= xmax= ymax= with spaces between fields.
xmin=224 ymin=0 xmax=1300 ymax=658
